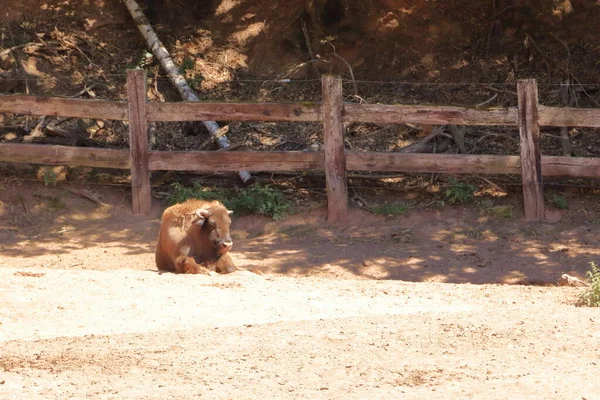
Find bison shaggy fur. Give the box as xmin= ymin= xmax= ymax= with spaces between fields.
xmin=155 ymin=199 xmax=237 ymax=275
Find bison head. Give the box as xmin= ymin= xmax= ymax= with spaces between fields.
xmin=194 ymin=206 xmax=234 ymax=255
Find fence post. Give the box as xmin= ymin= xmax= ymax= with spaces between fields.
xmin=126 ymin=69 xmax=152 ymax=215
xmin=321 ymin=74 xmax=348 ymax=223
xmin=517 ymin=79 xmax=545 ymax=221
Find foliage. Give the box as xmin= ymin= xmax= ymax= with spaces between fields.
xmin=550 ymin=194 xmax=568 ymax=210
xmin=180 ymin=58 xmax=195 ymax=73
xmin=444 ymin=178 xmax=476 ymax=205
xmin=487 ymin=205 xmax=514 ymax=219
xmin=170 ymin=183 xmax=291 ymax=220
xmin=372 ymin=202 xmax=408 ymax=216
xmin=578 ymin=262 xmax=600 ymax=307
xmin=478 ymin=200 xmax=515 ymax=219
xmin=42 ymin=168 xmax=57 ymax=186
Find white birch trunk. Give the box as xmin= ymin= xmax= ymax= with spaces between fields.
xmin=121 ymin=0 xmax=253 ymax=183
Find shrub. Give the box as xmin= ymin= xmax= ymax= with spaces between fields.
xmin=550 ymin=194 xmax=568 ymax=210
xmin=444 ymin=178 xmax=476 ymax=205
xmin=372 ymin=202 xmax=408 ymax=216
xmin=578 ymin=261 xmax=600 ymax=307
xmin=170 ymin=183 xmax=291 ymax=220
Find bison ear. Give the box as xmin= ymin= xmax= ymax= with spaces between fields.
xmin=194 ymin=208 xmax=210 ymax=226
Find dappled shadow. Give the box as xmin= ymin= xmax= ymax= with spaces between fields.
xmin=1 ymin=180 xmax=598 ymax=285
xmin=232 ymin=206 xmax=599 ymax=285
xmin=0 ymin=180 xmax=160 ymax=270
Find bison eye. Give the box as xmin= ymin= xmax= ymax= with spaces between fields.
xmin=209 ymin=221 xmax=217 ymax=229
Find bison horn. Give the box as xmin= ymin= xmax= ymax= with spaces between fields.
xmin=227 ymin=210 xmax=233 ymax=215
xmin=194 ymin=208 xmax=210 ymax=225
xmin=195 ymin=208 xmax=210 ymax=217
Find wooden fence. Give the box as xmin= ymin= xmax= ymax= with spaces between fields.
xmin=1 ymin=69 xmax=600 ymax=222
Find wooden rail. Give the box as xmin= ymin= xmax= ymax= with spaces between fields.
xmin=147 ymin=102 xmax=321 ymax=122
xmin=343 ymin=103 xmax=518 ymax=126
xmin=1 ymin=71 xmax=599 ymax=221
xmin=0 ymin=96 xmax=128 ymax=120
xmin=0 ymin=143 xmax=130 ymax=169
xmin=148 ymin=151 xmax=324 ymax=171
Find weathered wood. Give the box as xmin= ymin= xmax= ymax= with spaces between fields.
xmin=127 ymin=69 xmax=152 ymax=216
xmin=0 ymin=143 xmax=130 ymax=169
xmin=345 ymin=152 xmax=600 ymax=177
xmin=1 ymin=143 xmax=598 ymax=179
xmin=322 ymin=75 xmax=348 ymax=223
xmin=558 ymin=82 xmax=574 ymax=156
xmin=148 ymin=151 xmax=324 ymax=171
xmin=343 ymin=103 xmax=518 ymax=126
xmin=0 ymin=95 xmax=128 ymax=120
xmin=542 ymin=156 xmax=600 ymax=177
xmin=147 ymin=102 xmax=321 ymax=122
xmin=518 ymin=79 xmax=545 ymax=221
xmin=346 ymin=153 xmax=523 ymax=174
xmin=538 ymin=106 xmax=600 ymax=128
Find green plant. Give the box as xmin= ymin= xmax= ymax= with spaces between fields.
xmin=550 ymin=194 xmax=568 ymax=210
xmin=180 ymin=58 xmax=195 ymax=74
xmin=479 ymin=202 xmax=515 ymax=219
xmin=373 ymin=202 xmax=408 ymax=216
xmin=170 ymin=183 xmax=224 ymax=205
xmin=229 ymin=186 xmax=291 ymax=220
xmin=578 ymin=261 xmax=600 ymax=307
xmin=188 ymin=75 xmax=204 ymax=87
xmin=42 ymin=168 xmax=57 ymax=186
xmin=170 ymin=183 xmax=292 ymax=220
xmin=444 ymin=178 xmax=476 ymax=205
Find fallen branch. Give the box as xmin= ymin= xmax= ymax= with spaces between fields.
xmin=525 ymin=33 xmax=600 ymax=107
xmin=0 ymin=42 xmax=45 ymax=58
xmin=121 ymin=0 xmax=253 ymax=184
xmin=558 ymin=273 xmax=588 ymax=287
xmin=197 ymin=125 xmax=229 ymax=150
xmin=398 ymin=126 xmax=444 ymax=153
xmin=476 ymin=93 xmax=498 ymax=107
xmin=66 ymin=187 xmax=107 ymax=206
xmin=45 ymin=125 xmax=70 ymax=138
xmin=331 ymin=53 xmax=358 ymax=97
xmin=217 ymin=143 xmax=243 ymax=152
xmin=352 ymin=193 xmax=374 ymax=213
xmin=151 ymin=170 xmax=175 ymax=187
xmin=478 ymin=177 xmax=506 ymax=194
xmin=449 ymin=125 xmax=467 ymax=154
xmin=300 ymin=18 xmax=319 ymax=76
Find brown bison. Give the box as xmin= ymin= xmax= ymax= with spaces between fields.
xmin=155 ymin=199 xmax=237 ymax=275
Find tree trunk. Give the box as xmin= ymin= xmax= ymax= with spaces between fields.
xmin=121 ymin=0 xmax=253 ymax=184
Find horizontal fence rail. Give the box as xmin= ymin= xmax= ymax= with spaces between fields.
xmin=146 ymin=102 xmax=322 ymax=122
xmin=0 ymin=143 xmax=131 ymax=169
xmin=0 ymin=95 xmax=129 ymax=120
xmin=342 ymin=104 xmax=519 ymax=126
xmin=0 ymin=70 xmax=599 ymax=221
xmin=148 ymin=151 xmax=325 ymax=171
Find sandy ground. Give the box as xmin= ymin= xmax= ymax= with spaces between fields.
xmin=1 ymin=268 xmax=599 ymax=400
xmin=1 ymin=182 xmax=600 ymax=399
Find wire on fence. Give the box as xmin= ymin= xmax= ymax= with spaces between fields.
xmin=2 ymin=73 xmax=600 ymax=86
xmin=3 ymin=176 xmax=600 ymax=192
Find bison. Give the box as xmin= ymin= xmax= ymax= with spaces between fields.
xmin=155 ymin=199 xmax=237 ymax=275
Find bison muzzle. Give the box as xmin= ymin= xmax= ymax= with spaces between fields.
xmin=155 ymin=199 xmax=237 ymax=275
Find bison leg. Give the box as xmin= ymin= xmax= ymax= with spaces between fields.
xmin=155 ymin=248 xmax=175 ymax=272
xmin=214 ymin=253 xmax=237 ymax=274
xmin=175 ymin=256 xmax=212 ymax=275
